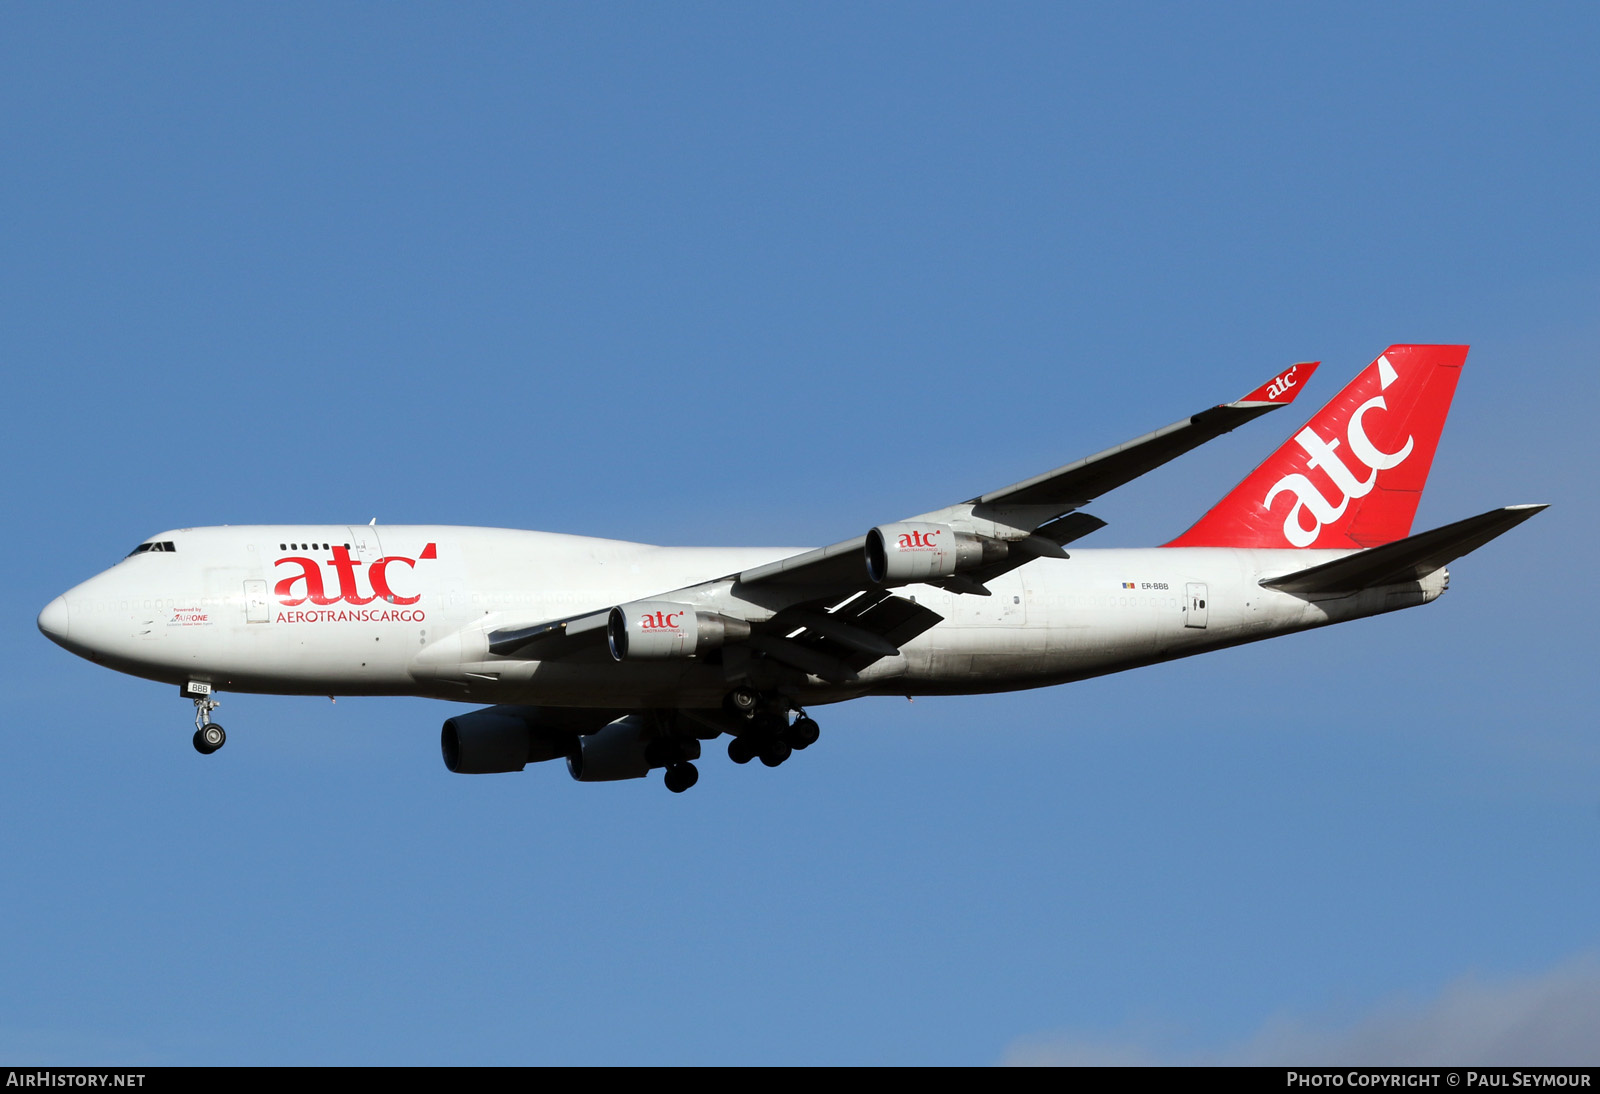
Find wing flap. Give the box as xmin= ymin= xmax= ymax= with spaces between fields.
xmin=762 ymin=588 xmax=944 ymax=675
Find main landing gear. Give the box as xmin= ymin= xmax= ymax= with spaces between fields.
xmin=644 ymin=733 xmax=702 ymax=794
xmin=185 ymin=682 xmax=226 ymax=755
xmin=663 ymin=762 xmax=699 ymax=794
xmin=723 ymin=687 xmax=820 ymax=772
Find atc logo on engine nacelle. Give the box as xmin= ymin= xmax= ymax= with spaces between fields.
xmin=897 ymin=529 xmax=941 ymax=550
xmin=273 ymin=543 xmax=437 ymax=607
xmin=638 ymin=609 xmax=686 ymax=631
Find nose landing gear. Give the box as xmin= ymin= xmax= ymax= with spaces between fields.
xmin=193 ymin=722 xmax=226 ymax=755
xmin=185 ymin=682 xmax=226 ymax=755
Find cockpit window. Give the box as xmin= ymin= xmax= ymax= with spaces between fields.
xmin=126 ymin=541 xmax=177 ymax=557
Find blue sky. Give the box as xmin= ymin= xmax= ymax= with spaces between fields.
xmin=2 ymin=4 xmax=1596 ymax=1065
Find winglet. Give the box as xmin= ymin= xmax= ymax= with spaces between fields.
xmin=1232 ymin=361 xmax=1319 ymax=407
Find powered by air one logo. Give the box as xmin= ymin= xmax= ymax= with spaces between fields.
xmin=272 ymin=543 xmax=436 ymax=623
xmin=1265 ymin=357 xmax=1414 ymax=547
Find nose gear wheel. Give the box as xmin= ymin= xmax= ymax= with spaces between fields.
xmin=190 ymin=693 xmax=226 ymax=754
xmin=193 ymin=724 xmax=227 ymax=754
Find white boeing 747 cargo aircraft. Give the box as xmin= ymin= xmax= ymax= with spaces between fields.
xmin=39 ymin=345 xmax=1543 ymax=792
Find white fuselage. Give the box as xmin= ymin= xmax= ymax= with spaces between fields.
xmin=40 ymin=525 xmax=1445 ymax=709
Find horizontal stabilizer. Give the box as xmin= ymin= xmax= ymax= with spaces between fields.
xmin=1261 ymin=504 xmax=1547 ymax=594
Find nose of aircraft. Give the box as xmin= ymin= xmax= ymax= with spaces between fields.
xmin=37 ymin=595 xmax=70 ymax=646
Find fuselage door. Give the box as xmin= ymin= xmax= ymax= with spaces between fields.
xmin=1185 ymin=582 xmax=1209 ymax=629
xmin=244 ymin=579 xmax=270 ymax=623
xmin=345 ymin=525 xmax=385 ymax=598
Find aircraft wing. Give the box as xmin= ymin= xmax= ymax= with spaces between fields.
xmin=487 ymin=361 xmax=1317 ymax=674
xmin=736 ymin=360 xmax=1318 ymax=591
xmin=486 ymin=588 xmax=944 ymax=683
xmin=957 ymin=365 xmax=1319 ymax=511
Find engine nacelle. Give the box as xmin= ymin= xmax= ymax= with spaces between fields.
xmin=606 ymin=600 xmax=751 ymax=661
xmin=566 ymin=715 xmax=650 ymax=781
xmin=440 ymin=706 xmax=571 ymax=774
xmin=565 ymin=714 xmax=700 ymax=781
xmin=864 ymin=522 xmax=1006 ymax=584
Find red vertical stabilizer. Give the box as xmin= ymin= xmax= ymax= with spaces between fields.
xmin=1165 ymin=345 xmax=1466 ymax=549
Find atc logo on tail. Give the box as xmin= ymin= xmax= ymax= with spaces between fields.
xmin=1167 ymin=345 xmax=1465 ymax=549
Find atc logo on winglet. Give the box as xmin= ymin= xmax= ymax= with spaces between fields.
xmin=1238 ymin=361 xmax=1320 ymax=405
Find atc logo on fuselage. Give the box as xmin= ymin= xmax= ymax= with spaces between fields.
xmin=272 ymin=542 xmax=436 ymax=623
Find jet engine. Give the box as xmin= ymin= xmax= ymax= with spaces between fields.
xmin=606 ymin=600 xmax=751 ymax=661
xmin=566 ymin=714 xmax=701 ymax=782
xmin=864 ymin=522 xmax=1008 ymax=584
xmin=440 ymin=706 xmax=576 ymax=774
